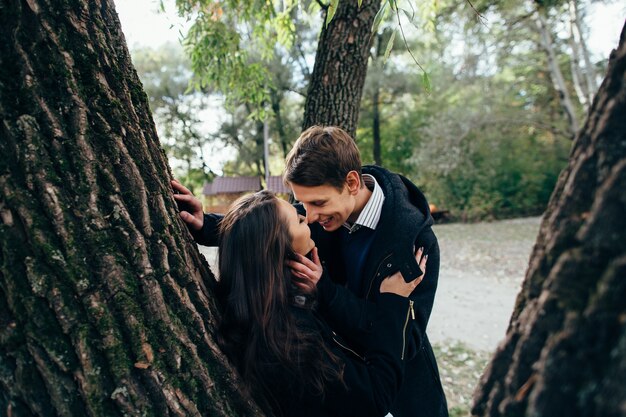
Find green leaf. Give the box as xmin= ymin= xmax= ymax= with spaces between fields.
xmin=422 ymin=71 xmax=431 ymax=93
xmin=358 ymin=0 xmax=363 ymax=7
xmin=326 ymin=0 xmax=339 ymax=27
xmin=401 ymin=8 xmax=418 ymax=27
xmin=307 ymin=0 xmax=319 ymax=14
xmin=372 ymin=0 xmax=389 ymax=34
xmin=383 ymin=29 xmax=396 ymax=62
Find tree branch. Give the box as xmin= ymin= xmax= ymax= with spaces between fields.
xmin=395 ymin=9 xmax=426 ymax=74
xmin=316 ymin=0 xmax=329 ymax=10
xmin=464 ymin=0 xmax=487 ymax=26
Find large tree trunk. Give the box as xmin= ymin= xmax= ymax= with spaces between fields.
xmin=472 ymin=22 xmax=626 ymax=417
xmin=302 ymin=0 xmax=381 ymax=137
xmin=0 ymin=1 xmax=261 ymax=416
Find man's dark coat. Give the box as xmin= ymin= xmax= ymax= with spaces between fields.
xmin=306 ymin=165 xmax=448 ymax=417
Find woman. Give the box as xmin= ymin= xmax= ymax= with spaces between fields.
xmin=215 ymin=190 xmax=426 ymax=417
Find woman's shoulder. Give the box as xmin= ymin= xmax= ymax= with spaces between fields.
xmin=291 ymin=304 xmax=342 ymax=351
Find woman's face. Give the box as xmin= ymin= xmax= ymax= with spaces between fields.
xmin=277 ymin=199 xmax=315 ymax=255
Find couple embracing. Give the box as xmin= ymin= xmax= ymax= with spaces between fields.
xmin=172 ymin=126 xmax=448 ymax=417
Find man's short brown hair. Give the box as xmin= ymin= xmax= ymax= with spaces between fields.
xmin=284 ymin=126 xmax=362 ymax=190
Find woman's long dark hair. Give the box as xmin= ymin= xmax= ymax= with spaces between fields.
xmin=216 ymin=191 xmax=341 ymax=414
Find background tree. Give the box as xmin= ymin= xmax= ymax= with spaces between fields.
xmin=175 ymin=0 xmax=428 ymax=138
xmin=0 ymin=0 xmax=259 ymax=415
xmin=208 ymin=50 xmax=307 ymax=178
xmin=351 ymin=2 xmax=574 ymax=219
xmin=132 ymin=43 xmax=215 ymax=192
xmin=358 ymin=27 xmax=420 ymax=166
xmin=472 ymin=22 xmax=626 ymax=416
xmin=300 ymin=0 xmax=382 ymax=136
xmin=157 ymin=0 xmax=613 ymax=221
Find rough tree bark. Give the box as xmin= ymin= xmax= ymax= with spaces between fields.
xmin=302 ymin=0 xmax=381 ymax=137
xmin=0 ymin=1 xmax=261 ymax=416
xmin=472 ymin=22 xmax=626 ymax=417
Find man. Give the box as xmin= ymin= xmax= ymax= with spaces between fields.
xmin=173 ymin=125 xmax=447 ymax=417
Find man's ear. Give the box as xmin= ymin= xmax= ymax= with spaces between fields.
xmin=345 ymin=171 xmax=361 ymax=195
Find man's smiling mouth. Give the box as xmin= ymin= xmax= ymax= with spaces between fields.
xmin=319 ymin=217 xmax=332 ymax=227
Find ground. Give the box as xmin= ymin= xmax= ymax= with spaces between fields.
xmin=429 ymin=216 xmax=541 ymax=415
xmin=198 ymin=216 xmax=542 ymax=416
xmin=429 ymin=216 xmax=541 ymax=351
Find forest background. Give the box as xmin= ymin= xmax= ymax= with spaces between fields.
xmin=117 ymin=0 xmax=623 ymax=221
xmin=1 ymin=1 xmax=624 ymax=415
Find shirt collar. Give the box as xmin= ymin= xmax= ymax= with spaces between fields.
xmin=343 ymin=174 xmax=385 ymax=233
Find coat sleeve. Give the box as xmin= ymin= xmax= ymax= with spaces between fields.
xmin=321 ymin=293 xmax=411 ymax=417
xmin=190 ymin=213 xmax=223 ymax=246
xmin=315 ymin=269 xmax=376 ymax=346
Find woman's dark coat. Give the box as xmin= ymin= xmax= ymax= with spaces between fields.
xmin=262 ymin=292 xmax=412 ymax=417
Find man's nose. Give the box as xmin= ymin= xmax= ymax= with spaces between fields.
xmin=305 ymin=206 xmax=318 ymax=223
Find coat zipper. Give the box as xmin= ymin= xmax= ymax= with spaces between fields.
xmin=332 ymin=331 xmax=366 ymax=361
xmin=401 ymin=300 xmax=415 ymax=360
xmin=364 ymin=253 xmax=415 ymax=360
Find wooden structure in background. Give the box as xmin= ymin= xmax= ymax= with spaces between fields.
xmin=202 ymin=176 xmax=293 ymax=213
xmin=266 ymin=175 xmax=291 ymax=199
xmin=202 ymin=176 xmax=262 ymax=213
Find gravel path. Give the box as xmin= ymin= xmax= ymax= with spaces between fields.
xmin=428 ymin=216 xmax=541 ymax=352
xmin=199 ymin=216 xmax=543 ymax=353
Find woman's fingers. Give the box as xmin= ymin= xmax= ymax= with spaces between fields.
xmin=287 ymin=259 xmax=318 ymax=279
xmin=292 ymin=270 xmax=308 ymax=280
xmin=380 ymin=247 xmax=429 ymax=296
xmin=286 ymin=260 xmax=310 ymax=274
xmin=290 ymin=267 xmax=317 ymax=292
xmin=173 ymin=192 xmax=203 ymax=211
xmin=415 ymin=247 xmax=427 ymax=277
xmin=178 ymin=211 xmax=201 ymax=230
xmin=287 ymin=251 xmax=323 ymax=287
xmin=173 ymin=192 xmax=198 ymax=205
xmin=420 ymin=254 xmax=428 ymax=274
xmin=291 ymin=277 xmax=314 ymax=292
xmin=311 ymin=247 xmax=321 ymax=267
xmin=171 ymin=179 xmax=192 ymax=195
xmin=412 ymin=273 xmax=424 ymax=287
xmin=293 ymin=252 xmax=319 ymax=271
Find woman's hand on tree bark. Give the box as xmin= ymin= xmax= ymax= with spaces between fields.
xmin=171 ymin=179 xmax=204 ymax=232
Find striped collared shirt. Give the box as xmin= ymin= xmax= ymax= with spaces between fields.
xmin=343 ymin=174 xmax=385 ymax=233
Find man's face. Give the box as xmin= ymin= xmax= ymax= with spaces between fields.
xmin=290 ymin=182 xmax=357 ymax=232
